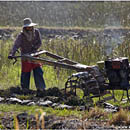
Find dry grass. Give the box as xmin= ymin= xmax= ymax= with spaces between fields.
xmin=14 ymin=116 xmax=19 ymax=130
xmin=13 ymin=109 xmax=46 ymax=129
xmin=35 ymin=109 xmax=46 ymax=129
xmin=85 ymin=106 xmax=108 ymax=120
xmin=109 ymin=109 xmax=130 ymax=126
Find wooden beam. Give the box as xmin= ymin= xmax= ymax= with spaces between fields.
xmin=22 ymin=55 xmax=93 ymax=72
xmin=30 ymin=50 xmax=78 ymax=65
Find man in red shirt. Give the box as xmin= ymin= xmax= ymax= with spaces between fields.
xmin=8 ymin=18 xmax=46 ymax=96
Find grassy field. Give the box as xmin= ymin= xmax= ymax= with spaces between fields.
xmin=0 ymin=27 xmax=130 ymax=128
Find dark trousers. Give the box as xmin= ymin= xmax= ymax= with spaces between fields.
xmin=21 ymin=67 xmax=46 ymax=90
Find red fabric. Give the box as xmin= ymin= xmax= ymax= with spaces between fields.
xmin=22 ymin=60 xmax=41 ymax=72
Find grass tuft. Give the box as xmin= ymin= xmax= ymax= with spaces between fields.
xmin=35 ymin=109 xmax=46 ymax=129
xmin=87 ymin=106 xmax=108 ymax=120
xmin=14 ymin=116 xmax=19 ymax=130
xmin=109 ymin=109 xmax=130 ymax=126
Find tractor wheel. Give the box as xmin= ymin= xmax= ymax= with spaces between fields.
xmin=65 ymin=72 xmax=100 ymax=100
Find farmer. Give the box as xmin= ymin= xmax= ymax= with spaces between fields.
xmin=8 ymin=18 xmax=46 ymax=96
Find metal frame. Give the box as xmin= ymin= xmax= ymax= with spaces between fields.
xmin=12 ymin=50 xmax=130 ymax=102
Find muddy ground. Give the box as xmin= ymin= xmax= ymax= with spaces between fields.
xmin=0 ymin=27 xmax=130 ymax=43
xmin=0 ymin=111 xmax=115 ymax=129
xmin=0 ymin=112 xmax=115 ymax=129
xmin=0 ymin=86 xmax=124 ymax=129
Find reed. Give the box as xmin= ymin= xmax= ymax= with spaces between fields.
xmin=35 ymin=109 xmax=46 ymax=129
xmin=14 ymin=116 xmax=19 ymax=130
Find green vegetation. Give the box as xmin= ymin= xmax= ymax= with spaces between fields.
xmin=0 ymin=104 xmax=82 ymax=118
xmin=0 ymin=2 xmax=130 ymax=27
xmin=1 ymin=27 xmax=130 ymax=128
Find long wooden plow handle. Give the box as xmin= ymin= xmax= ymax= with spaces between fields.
xmin=30 ymin=50 xmax=78 ymax=65
xmin=22 ymin=55 xmax=93 ymax=72
xmin=11 ymin=51 xmax=93 ymax=72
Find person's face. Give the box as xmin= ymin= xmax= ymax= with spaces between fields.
xmin=24 ymin=26 xmax=33 ymax=31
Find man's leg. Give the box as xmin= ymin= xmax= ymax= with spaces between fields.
xmin=21 ymin=71 xmax=31 ymax=91
xmin=33 ymin=67 xmax=46 ymax=91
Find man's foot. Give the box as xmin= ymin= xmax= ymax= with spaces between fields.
xmin=22 ymin=88 xmax=30 ymax=95
xmin=36 ymin=89 xmax=46 ymax=97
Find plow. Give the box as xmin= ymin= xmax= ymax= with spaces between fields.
xmin=12 ymin=50 xmax=130 ymax=103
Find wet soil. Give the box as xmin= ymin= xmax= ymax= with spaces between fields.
xmin=0 ymin=86 xmax=121 ymax=129
xmin=0 ymin=86 xmax=94 ymax=107
xmin=0 ymin=112 xmax=115 ymax=129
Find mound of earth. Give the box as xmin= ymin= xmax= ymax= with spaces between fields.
xmin=0 ymin=86 xmax=94 ymax=109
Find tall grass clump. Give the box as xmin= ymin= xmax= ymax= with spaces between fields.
xmin=109 ymin=109 xmax=130 ymax=126
xmin=114 ymin=37 xmax=130 ymax=60
xmin=42 ymin=37 xmax=105 ymax=65
xmin=87 ymin=106 xmax=108 ymax=120
xmin=0 ymin=39 xmax=21 ymax=89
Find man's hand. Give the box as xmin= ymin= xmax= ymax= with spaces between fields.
xmin=8 ymin=55 xmax=13 ymax=59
